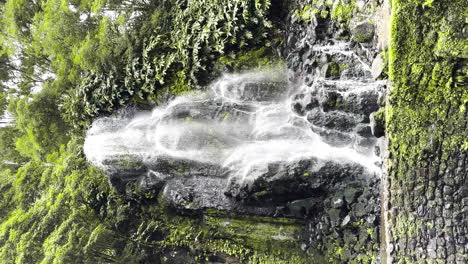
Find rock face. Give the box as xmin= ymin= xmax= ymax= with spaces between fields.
xmin=281 ymin=0 xmax=391 ymax=262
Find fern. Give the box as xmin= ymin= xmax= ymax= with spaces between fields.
xmin=64 ymin=0 xmax=274 ymax=128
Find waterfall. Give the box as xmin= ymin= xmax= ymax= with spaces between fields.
xmin=84 ymin=41 xmax=383 ymax=201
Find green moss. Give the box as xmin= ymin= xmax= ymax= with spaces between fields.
xmin=374 ymin=106 xmax=386 ymax=131
xmin=353 ymin=31 xmax=371 ymax=43
xmin=331 ymin=0 xmax=356 ymax=24
xmin=326 ymin=62 xmax=350 ymax=78
xmin=387 ymin=0 xmax=466 ymax=261
xmin=388 ymin=0 xmax=466 ymax=164
xmin=151 ymin=208 xmax=311 ymax=263
xmin=292 ymin=0 xmax=364 ymax=27
xmin=112 ymin=155 xmax=144 ymax=169
xmin=221 ymin=112 xmax=231 ymax=120
xmin=217 ymin=46 xmax=284 ymax=72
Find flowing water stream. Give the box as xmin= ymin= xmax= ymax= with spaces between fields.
xmin=84 ymin=41 xmax=384 ymax=194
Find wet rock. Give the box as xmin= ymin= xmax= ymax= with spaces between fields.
xmin=341 ymin=215 xmax=351 ymax=226
xmin=371 ymin=54 xmax=385 ymax=79
xmin=351 ymin=22 xmax=375 ymax=43
xmin=327 ymin=208 xmax=343 ymax=227
xmin=320 ymin=91 xmax=342 ymax=112
xmin=305 ymin=97 xmax=320 ymax=110
xmin=241 ymin=81 xmax=288 ymax=101
xmin=343 ymin=230 xmax=357 ymax=243
xmin=311 ymin=127 xmax=353 ymax=147
xmin=370 ymin=111 xmax=385 ymax=138
xmin=104 ymin=154 xmax=147 ymax=193
xmin=352 ymin=202 xmax=368 ymax=217
xmin=356 ymin=124 xmax=373 ymax=137
xmin=344 ymin=188 xmax=360 ymax=204
xmin=374 ymin=145 xmax=381 ymax=156
xmin=377 ymin=90 xmax=387 ymax=107
xmin=307 ymin=109 xmax=357 ymax=132
xmin=292 ymin=102 xmax=306 ymax=115
xmin=340 ymin=90 xmax=380 ymax=116
xmin=331 ymin=196 xmax=344 ymax=208
xmin=287 ymin=197 xmax=322 ymax=218
xmin=139 ymin=170 xmax=172 ymax=192
xmin=165 ymin=100 xmax=254 ymax=122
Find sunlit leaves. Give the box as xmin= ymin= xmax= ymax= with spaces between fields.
xmin=66 ymin=0 xmax=273 ymax=128
xmin=0 ymin=139 xmax=112 ymax=263
xmin=9 ymin=86 xmax=69 ymax=160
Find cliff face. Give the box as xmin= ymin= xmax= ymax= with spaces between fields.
xmin=282 ymin=0 xmax=389 ymax=262
xmin=384 ymin=0 xmax=467 ymax=263
xmin=85 ymin=0 xmax=466 ymax=263
xmin=282 ymin=1 xmax=467 ymax=262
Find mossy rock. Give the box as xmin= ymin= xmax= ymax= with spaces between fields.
xmin=351 ymin=22 xmax=375 ymax=43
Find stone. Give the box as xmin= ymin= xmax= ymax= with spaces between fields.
xmin=443 ymin=185 xmax=453 ymax=195
xmin=356 ymin=124 xmax=373 ymax=137
xmin=353 ymin=202 xmax=368 ymax=217
xmin=292 ymin=102 xmax=306 ymax=115
xmin=371 ymin=54 xmax=384 ymax=79
xmin=338 ymin=90 xmax=380 ymax=116
xmin=312 ymin=126 xmax=354 ymax=147
xmin=375 ymin=0 xmax=391 ymax=50
xmin=307 ymin=109 xmax=357 ymax=132
xmin=287 ymin=198 xmax=321 ymax=217
xmin=351 ymin=22 xmax=375 ymax=43
xmin=305 ymin=97 xmax=320 ymax=110
xmin=327 ymin=208 xmax=343 ymax=227
xmin=343 ymin=230 xmax=357 ymax=244
xmin=344 ymin=188 xmax=360 ymax=204
xmin=370 ymin=111 xmax=385 ymax=138
xmin=332 ymin=196 xmax=344 ymax=208
xmin=341 ymin=215 xmax=351 ymax=226
xmin=377 ymin=90 xmax=387 ymax=107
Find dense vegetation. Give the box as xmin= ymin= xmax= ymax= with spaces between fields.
xmin=0 ymin=0 xmax=290 ymax=263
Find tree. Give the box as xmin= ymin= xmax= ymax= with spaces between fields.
xmin=0 ymin=126 xmax=26 ymax=169
xmin=8 ymin=85 xmax=70 ymax=160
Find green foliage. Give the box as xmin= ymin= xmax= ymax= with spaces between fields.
xmin=0 ymin=52 xmax=11 ymax=92
xmin=292 ymin=0 xmax=379 ymax=28
xmin=8 ymin=86 xmax=70 ymax=160
xmin=0 ymin=126 xmax=23 ymax=168
xmin=0 ymin=139 xmax=104 ymax=263
xmin=0 ymin=138 xmax=156 ymax=264
xmin=0 ymin=0 xmax=42 ymax=48
xmin=64 ymin=0 xmax=276 ymax=128
xmin=293 ymin=6 xmax=318 ymax=23
xmin=0 ymin=92 xmax=6 ymax=113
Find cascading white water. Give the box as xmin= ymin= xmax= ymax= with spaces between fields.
xmin=84 ymin=42 xmax=382 ymax=188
